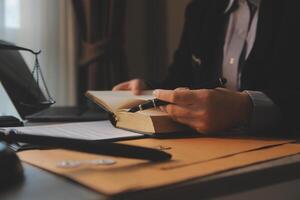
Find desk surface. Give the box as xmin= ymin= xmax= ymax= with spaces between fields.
xmin=2 ymin=153 xmax=300 ymax=200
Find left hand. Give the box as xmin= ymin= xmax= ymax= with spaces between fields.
xmin=153 ymin=88 xmax=252 ymax=134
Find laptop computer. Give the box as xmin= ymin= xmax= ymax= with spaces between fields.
xmin=0 ymin=40 xmax=108 ymax=123
xmin=0 ymin=81 xmax=24 ymax=127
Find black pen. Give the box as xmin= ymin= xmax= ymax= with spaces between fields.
xmin=128 ymin=78 xmax=227 ymax=113
xmin=0 ymin=129 xmax=172 ymax=162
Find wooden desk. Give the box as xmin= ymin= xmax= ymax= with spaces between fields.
xmin=2 ymin=153 xmax=300 ymax=200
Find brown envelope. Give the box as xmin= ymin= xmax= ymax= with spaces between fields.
xmin=18 ymin=137 xmax=300 ymax=195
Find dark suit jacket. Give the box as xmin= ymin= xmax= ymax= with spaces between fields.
xmin=150 ymin=0 xmax=300 ymax=133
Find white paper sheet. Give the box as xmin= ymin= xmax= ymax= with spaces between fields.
xmin=6 ymin=121 xmax=142 ymax=141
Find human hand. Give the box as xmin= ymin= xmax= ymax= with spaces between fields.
xmin=112 ymin=79 xmax=148 ymax=95
xmin=153 ymin=88 xmax=252 ymax=133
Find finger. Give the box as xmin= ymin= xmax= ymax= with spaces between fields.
xmin=213 ymin=87 xmax=229 ymax=93
xmin=112 ymin=82 xmax=130 ymax=91
xmin=164 ymin=104 xmax=194 ymax=119
xmin=172 ymin=117 xmax=207 ymax=133
xmin=153 ymin=89 xmax=198 ymax=105
xmin=162 ymin=105 xmax=209 ymax=133
xmin=159 ymin=106 xmax=167 ymax=113
xmin=174 ymin=87 xmax=190 ymax=91
xmin=171 ymin=116 xmax=197 ymax=127
xmin=131 ymin=81 xmax=143 ymax=95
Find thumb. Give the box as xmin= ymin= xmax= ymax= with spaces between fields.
xmin=131 ymin=79 xmax=144 ymax=95
xmin=132 ymin=84 xmax=142 ymax=95
xmin=112 ymin=82 xmax=130 ymax=91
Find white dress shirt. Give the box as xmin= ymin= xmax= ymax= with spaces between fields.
xmin=222 ymin=0 xmax=281 ymax=132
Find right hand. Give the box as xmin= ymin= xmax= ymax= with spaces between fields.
xmin=112 ymin=79 xmax=148 ymax=95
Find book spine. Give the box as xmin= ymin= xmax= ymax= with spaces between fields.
xmin=91 ymin=102 xmax=117 ymax=126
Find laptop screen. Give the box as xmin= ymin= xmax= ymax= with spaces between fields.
xmin=0 ymin=81 xmax=22 ymax=120
xmin=0 ymin=40 xmax=49 ymax=118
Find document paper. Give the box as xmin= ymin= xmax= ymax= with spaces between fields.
xmin=9 ymin=121 xmax=143 ymax=141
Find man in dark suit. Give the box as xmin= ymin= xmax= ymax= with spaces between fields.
xmin=113 ymin=0 xmax=300 ymax=134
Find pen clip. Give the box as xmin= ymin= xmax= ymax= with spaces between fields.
xmin=151 ymin=99 xmax=158 ymax=108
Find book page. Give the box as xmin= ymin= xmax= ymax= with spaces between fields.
xmin=86 ymin=90 xmax=154 ymax=112
xmin=6 ymin=121 xmax=143 ymax=141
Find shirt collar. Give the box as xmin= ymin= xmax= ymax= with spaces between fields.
xmin=224 ymin=0 xmax=260 ymax=14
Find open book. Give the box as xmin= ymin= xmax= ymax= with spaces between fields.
xmin=85 ymin=90 xmax=189 ymax=134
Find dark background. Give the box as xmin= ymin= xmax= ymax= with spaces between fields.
xmin=73 ymin=0 xmax=190 ymax=104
